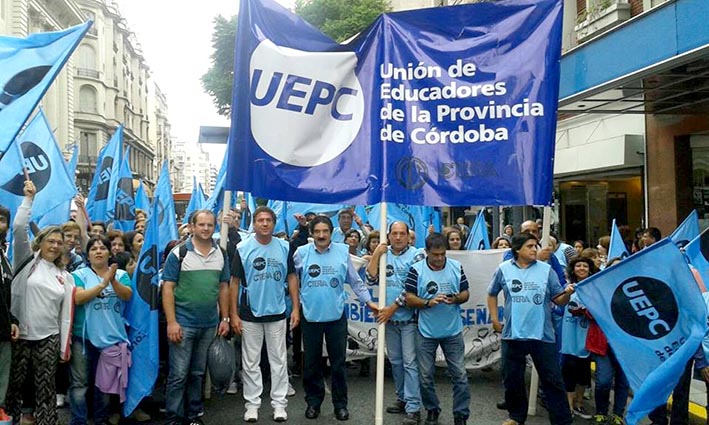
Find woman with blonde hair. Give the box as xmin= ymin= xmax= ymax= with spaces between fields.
xmin=6 ymin=181 xmax=75 ymax=425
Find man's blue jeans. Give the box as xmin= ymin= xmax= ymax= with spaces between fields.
xmin=416 ymin=331 xmax=470 ymax=419
xmin=386 ymin=322 xmax=421 ymax=413
xmin=165 ymin=326 xmax=213 ymax=422
xmin=68 ymin=337 xmax=109 ymax=425
xmin=593 ymin=349 xmax=629 ymax=417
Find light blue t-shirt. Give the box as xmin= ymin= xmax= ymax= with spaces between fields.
xmin=384 ymin=246 xmax=425 ymax=322
xmin=294 ymin=242 xmax=371 ymax=322
xmin=560 ymin=292 xmax=590 ymax=357
xmin=72 ymin=268 xmax=132 ymax=349
xmin=236 ymin=236 xmax=290 ymax=319
xmin=488 ymin=259 xmax=564 ymax=343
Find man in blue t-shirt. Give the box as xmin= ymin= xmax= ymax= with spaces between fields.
xmin=161 ymin=210 xmax=230 ymax=425
xmin=368 ymin=222 xmax=425 ymax=425
xmin=229 ymin=206 xmax=299 ymax=423
xmin=487 ymin=232 xmax=574 ymax=425
xmin=294 ymin=215 xmax=378 ymax=421
xmin=405 ymin=233 xmax=470 ymax=425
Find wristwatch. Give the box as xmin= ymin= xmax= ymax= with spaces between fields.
xmin=221 ymin=317 xmax=230 ymax=323
xmin=424 ymin=299 xmax=430 ymax=308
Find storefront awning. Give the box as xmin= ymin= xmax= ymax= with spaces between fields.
xmin=558 ymin=0 xmax=709 ymax=116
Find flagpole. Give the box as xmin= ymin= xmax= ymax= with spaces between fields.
xmin=528 ymin=205 xmax=552 ymax=416
xmin=375 ymin=201 xmax=387 ymax=425
xmin=220 ymin=190 xmax=232 ymax=251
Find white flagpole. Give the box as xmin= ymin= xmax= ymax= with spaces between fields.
xmin=375 ymin=201 xmax=388 ymax=425
xmin=219 ymin=190 xmax=232 ymax=251
xmin=528 ymin=205 xmax=552 ymax=416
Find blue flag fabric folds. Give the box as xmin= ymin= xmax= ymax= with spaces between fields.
xmin=182 ymin=177 xmax=206 ymax=224
xmin=575 ymin=239 xmax=707 ymax=425
xmin=227 ymin=0 xmax=562 ymax=206
xmin=112 ymin=147 xmax=135 ymax=232
xmin=366 ymin=203 xmax=435 ymax=248
xmin=37 ymin=143 xmax=77 ymax=227
xmin=123 ymin=200 xmax=161 ymax=416
xmin=87 ymin=126 xmax=123 ymax=223
xmin=0 ymin=109 xmax=76 ymax=224
xmin=134 ymin=180 xmax=150 ymax=216
xmin=464 ymin=212 xmax=490 ymax=250
xmin=670 ymin=210 xmax=699 ymax=249
xmin=0 ymin=21 xmax=92 ymax=153
xmin=154 ymin=161 xmax=178 ymax=259
xmin=608 ymin=218 xmax=629 ymax=261
xmin=241 ymin=192 xmax=258 ymax=232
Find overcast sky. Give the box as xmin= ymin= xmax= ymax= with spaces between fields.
xmin=113 ymin=0 xmax=294 ymax=165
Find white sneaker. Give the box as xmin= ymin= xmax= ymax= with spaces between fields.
xmin=227 ymin=381 xmax=239 ymax=395
xmin=244 ymin=406 xmax=258 ymax=422
xmin=56 ymin=394 xmax=66 ymax=408
xmin=273 ymin=406 xmax=287 ymax=422
xmin=287 ymin=382 xmax=296 ymax=397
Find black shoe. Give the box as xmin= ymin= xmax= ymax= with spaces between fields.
xmin=496 ymin=399 xmax=507 ymax=410
xmin=387 ymin=400 xmax=406 ymax=414
xmin=335 ymin=407 xmax=350 ymax=421
xmin=425 ymin=409 xmax=440 ymax=425
xmin=402 ymin=411 xmax=421 ymax=425
xmin=305 ymin=405 xmax=320 ymax=419
xmin=453 ymin=415 xmax=467 ymax=425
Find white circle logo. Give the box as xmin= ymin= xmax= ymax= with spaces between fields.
xmin=249 ymin=39 xmax=364 ymax=167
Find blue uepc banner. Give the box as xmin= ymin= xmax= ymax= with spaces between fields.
xmin=124 ymin=199 xmax=161 ymax=416
xmin=112 ymin=147 xmax=136 ymax=231
xmin=575 ymin=239 xmax=708 ymax=425
xmin=0 ymin=21 xmax=92 ymax=153
xmin=154 ymin=161 xmax=178 ymax=259
xmin=87 ymin=125 xmax=123 ymax=223
xmin=0 ymin=109 xmax=76 ymax=224
xmin=227 ymin=0 xmax=562 ymax=206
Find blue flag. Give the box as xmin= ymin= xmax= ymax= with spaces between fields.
xmin=226 ymin=0 xmax=562 ymax=206
xmin=0 ymin=21 xmax=92 ymax=153
xmin=465 ymin=212 xmax=490 ymax=250
xmin=134 ymin=180 xmax=150 ymax=216
xmin=431 ymin=209 xmax=442 ymax=233
xmin=267 ymin=200 xmax=288 ymax=234
xmin=87 ymin=125 xmax=123 ymax=222
xmin=670 ymin=210 xmax=699 ymax=249
xmin=608 ymin=218 xmax=629 ymax=261
xmin=241 ymin=192 xmax=258 ymax=231
xmin=204 ymin=154 xmax=231 ymax=217
xmin=37 ymin=143 xmax=78 ymax=227
xmin=182 ymin=177 xmax=206 ymax=224
xmin=112 ymin=147 xmax=135 ymax=231
xmin=575 ymin=239 xmax=707 ymax=425
xmin=0 ymin=109 xmax=76 ymax=224
xmin=154 ymin=161 xmax=178 ymax=258
xmin=367 ymin=203 xmax=433 ymax=248
xmin=123 ymin=199 xmax=161 ymax=416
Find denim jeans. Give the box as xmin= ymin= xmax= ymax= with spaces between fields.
xmin=593 ymin=349 xmax=629 ymax=417
xmin=386 ymin=322 xmax=421 ymax=413
xmin=501 ymin=339 xmax=572 ymax=425
xmin=68 ymin=337 xmax=109 ymax=425
xmin=165 ymin=326 xmax=213 ymax=422
xmin=416 ymin=331 xmax=470 ymax=419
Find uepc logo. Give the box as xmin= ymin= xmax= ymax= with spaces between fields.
xmin=1 ymin=141 xmax=51 ymax=195
xmin=611 ymin=276 xmax=679 ymax=340
xmin=253 ymin=257 xmax=266 ymax=271
xmin=249 ymin=39 xmax=364 ymax=167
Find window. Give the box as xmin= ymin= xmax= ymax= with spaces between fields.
xmin=77 ymin=44 xmax=98 ymax=77
xmin=79 ymin=85 xmax=98 ymax=113
xmin=79 ymin=132 xmax=98 ymax=162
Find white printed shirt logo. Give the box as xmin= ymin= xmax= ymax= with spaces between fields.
xmin=249 ymin=39 xmax=364 ymax=167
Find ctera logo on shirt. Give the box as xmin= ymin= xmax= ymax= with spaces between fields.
xmin=329 ymin=278 xmax=339 ymax=288
xmin=426 ymin=281 xmax=438 ymax=295
xmin=611 ymin=276 xmax=678 ymax=340
xmin=253 ymin=257 xmax=266 ymax=271
xmin=249 ymin=39 xmax=364 ymax=167
xmin=308 ymin=264 xmax=321 ymax=278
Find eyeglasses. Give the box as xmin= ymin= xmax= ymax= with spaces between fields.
xmin=44 ymin=239 xmax=64 ymax=246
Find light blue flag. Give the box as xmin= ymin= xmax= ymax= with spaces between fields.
xmin=154 ymin=161 xmax=178 ymax=258
xmin=670 ymin=210 xmax=699 ymax=249
xmin=123 ymin=199 xmax=160 ymax=416
xmin=465 ymin=212 xmax=490 ymax=250
xmin=203 ymin=154 xmax=230 ymax=217
xmin=0 ymin=21 xmax=92 ymax=153
xmin=0 ymin=109 xmax=76 ymax=225
xmin=431 ymin=209 xmax=442 ymax=233
xmin=112 ymin=147 xmax=135 ymax=232
xmin=134 ymin=180 xmax=150 ymax=217
xmin=241 ymin=192 xmax=258 ymax=231
xmin=353 ymin=205 xmax=368 ymax=231
xmin=182 ymin=177 xmax=206 ymax=224
xmin=267 ymin=200 xmax=288 ymax=235
xmin=37 ymin=143 xmax=77 ymax=227
xmin=575 ymin=239 xmax=707 ymax=425
xmin=608 ymin=218 xmax=630 ymax=261
xmin=87 ymin=125 xmax=123 ymax=222
xmin=281 ymin=201 xmax=347 ymax=235
xmin=367 ymin=203 xmax=430 ymax=248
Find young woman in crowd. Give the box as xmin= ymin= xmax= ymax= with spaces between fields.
xmin=443 ymin=227 xmax=463 ymax=250
xmin=7 ymin=181 xmax=75 ymax=425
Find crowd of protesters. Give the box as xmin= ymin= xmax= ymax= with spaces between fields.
xmin=0 ymin=185 xmax=706 ymax=425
